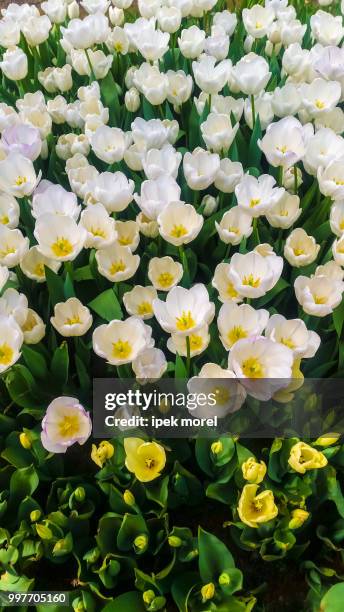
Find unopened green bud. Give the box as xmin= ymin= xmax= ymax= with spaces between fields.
xmin=143 ymin=590 xmax=155 ymax=605
xmin=123 ymin=489 xmax=135 ymax=506
xmin=219 ymin=572 xmax=231 ymax=586
xmin=72 ymin=597 xmax=85 ymax=612
xmin=201 ymin=582 xmax=215 ymax=602
xmin=211 ymin=441 xmax=223 ymax=455
xmin=74 ymin=487 xmax=85 ymax=503
xmin=168 ymin=535 xmax=182 ymax=548
xmin=134 ymin=534 xmax=148 ymax=552
xmin=30 ymin=509 xmax=41 ymax=522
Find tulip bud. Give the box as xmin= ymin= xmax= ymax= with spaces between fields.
xmin=72 ymin=597 xmax=85 ymax=612
xmin=125 ymin=87 xmax=140 ymax=113
xmin=109 ymin=7 xmax=124 ymax=26
xmin=134 ymin=534 xmax=148 ymax=552
xmin=211 ymin=440 xmax=223 ymax=455
xmin=125 ymin=66 xmax=138 ymax=89
xmin=30 ymin=510 xmax=41 ymax=522
xmin=19 ymin=431 xmax=32 ymax=450
xmin=168 ymin=535 xmax=182 ymax=548
xmin=201 ymin=582 xmax=215 ymax=602
xmin=74 ymin=487 xmax=85 ymax=503
xmin=202 ymin=195 xmax=218 ymax=217
xmin=289 ymin=508 xmax=309 ymax=529
xmin=283 ymin=166 xmax=303 ymax=191
xmin=314 ymin=433 xmax=340 ymax=447
xmin=143 ymin=590 xmax=155 ymax=605
xmin=244 ymin=35 xmax=254 ymax=53
xmin=123 ymin=489 xmax=136 ymax=506
xmin=68 ymin=1 xmax=79 ymax=19
xmin=218 ymin=572 xmax=231 ymax=586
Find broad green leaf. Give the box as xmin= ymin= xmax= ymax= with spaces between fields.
xmin=88 ymin=289 xmax=123 ymax=322
xmin=198 ymin=527 xmax=234 ymax=583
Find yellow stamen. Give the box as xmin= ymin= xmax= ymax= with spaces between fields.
xmin=315 ymin=99 xmax=325 ymax=110
xmin=176 ymin=310 xmax=195 ymax=331
xmin=242 ymin=357 xmax=264 ymax=378
xmin=293 ymin=247 xmax=305 ymax=256
xmin=109 ymin=260 xmax=126 ymax=275
xmin=250 ymin=198 xmax=261 ymax=208
xmin=34 ymin=263 xmax=45 ymax=277
xmin=15 ymin=176 xmax=27 ymax=186
xmin=90 ymin=227 xmax=106 ymax=238
xmin=157 ymin=272 xmax=174 ymax=288
xmin=189 ymin=334 xmax=203 ymax=350
xmin=242 ymin=274 xmax=260 ymax=288
xmin=228 ymin=326 xmax=247 ymax=346
xmin=0 ymin=245 xmax=15 ymax=257
xmin=112 ymin=340 xmax=132 ymax=359
xmin=65 ymin=315 xmax=82 ymax=325
xmin=226 ymin=281 xmax=239 ymax=299
xmin=313 ymin=295 xmax=327 ymax=305
xmin=0 ymin=215 xmax=9 ymax=225
xmin=280 ymin=337 xmax=295 ymax=349
xmin=137 ymin=301 xmax=153 ymax=316
xmin=51 ymin=238 xmax=73 ymax=258
xmin=212 ymin=386 xmax=230 ymax=405
xmin=170 ymin=224 xmax=188 ymax=238
xmin=58 ymin=414 xmax=81 ymax=438
xmin=118 ymin=236 xmax=132 ymax=246
xmin=0 ymin=343 xmax=14 ymax=365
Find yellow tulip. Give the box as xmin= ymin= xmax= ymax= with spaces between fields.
xmin=91 ymin=440 xmax=114 ymax=468
xmin=288 ymin=441 xmax=327 ymax=474
xmin=313 ymin=433 xmax=340 ymax=447
xmin=124 ymin=437 xmax=166 ymax=482
xmin=238 ymin=484 xmax=278 ymax=528
xmin=123 ymin=489 xmax=136 ymax=506
xmin=19 ymin=431 xmax=32 ymax=450
xmin=242 ymin=457 xmax=267 ymax=484
xmin=201 ymin=583 xmax=215 ymax=602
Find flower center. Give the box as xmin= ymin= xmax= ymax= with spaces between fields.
xmin=313 ymin=294 xmax=327 ymax=305
xmin=212 ymin=386 xmax=230 ymax=405
xmin=51 ymin=238 xmax=73 ymax=258
xmin=276 ymin=145 xmax=288 ymax=154
xmin=170 ymin=224 xmax=188 ymax=238
xmin=226 ymin=281 xmax=238 ymax=298
xmin=293 ymin=247 xmax=305 ymax=256
xmin=252 ymin=499 xmax=263 ymax=512
xmin=0 ymin=215 xmax=9 ymax=225
xmin=228 ymin=325 xmax=247 ymax=346
xmin=58 ymin=414 xmax=81 ymax=438
xmin=0 ymin=343 xmax=14 ymax=365
xmin=176 ymin=310 xmax=195 ymax=331
xmin=242 ymin=356 xmax=264 ymax=378
xmin=0 ymin=245 xmax=15 ymax=257
xmin=110 ymin=260 xmax=126 ymax=275
xmin=315 ymin=99 xmax=325 ymax=110
xmin=157 ymin=272 xmax=174 ymax=288
xmin=34 ymin=263 xmax=45 ymax=277
xmin=15 ymin=175 xmax=27 ymax=186
xmin=137 ymin=301 xmax=153 ymax=316
xmin=91 ymin=227 xmax=106 ymax=238
xmin=280 ymin=337 xmax=295 ymax=349
xmin=145 ymin=457 xmax=155 ymax=469
xmin=189 ymin=334 xmax=203 ymax=350
xmin=242 ymin=274 xmax=260 ymax=288
xmin=112 ymin=340 xmax=132 ymax=359
xmin=118 ymin=236 xmax=132 ymax=246
xmin=22 ymin=311 xmax=36 ymax=332
xmin=66 ymin=315 xmax=82 ymax=325
xmin=249 ymin=198 xmax=260 ymax=208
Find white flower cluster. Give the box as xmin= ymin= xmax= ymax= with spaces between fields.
xmin=0 ymin=0 xmax=343 ymax=401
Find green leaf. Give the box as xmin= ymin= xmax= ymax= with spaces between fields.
xmin=45 ymin=266 xmax=64 ymax=307
xmin=117 ymin=513 xmax=148 ymax=551
xmin=51 ymin=342 xmax=69 ymax=387
xmin=248 ymin=114 xmax=262 ymax=167
xmin=198 ymin=527 xmax=234 ymax=583
xmin=321 ymin=583 xmax=344 ymax=612
xmin=333 ymin=298 xmax=344 ymax=337
xmin=9 ymin=465 xmax=39 ymax=506
xmin=102 ymin=591 xmax=146 ymax=612
xmin=175 ymin=353 xmax=187 ymax=379
xmin=21 ymin=345 xmax=48 ymax=379
xmin=171 ymin=572 xmax=199 ymax=612
xmin=101 ymin=70 xmax=120 ymax=126
xmin=88 ymin=289 xmax=123 ymax=322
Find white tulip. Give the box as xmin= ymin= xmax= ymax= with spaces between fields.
xmin=34 ymin=214 xmax=87 ymax=262
xmin=214 ymin=159 xmax=244 ymax=193
xmin=131 ymin=117 xmax=169 ymax=150
xmin=85 ymin=172 xmax=134 ymax=213
xmin=91 ymin=125 xmax=130 ymax=164
xmin=243 ymin=5 xmax=274 ymax=39
xmin=61 ymin=13 xmax=110 ymax=49
xmin=0 ymin=47 xmax=28 ymax=81
xmin=332 ymin=235 xmax=344 ymax=267
xmin=266 ymin=191 xmax=301 ymax=229
xmin=284 ymin=228 xmax=320 ymax=268
xmin=212 ymin=262 xmax=243 ymax=303
xmin=192 ymin=55 xmax=232 ymax=95
xmin=0 ymin=226 xmax=29 ymax=268
xmin=125 ymin=88 xmax=140 ymax=113
xmin=80 ymin=203 xmax=117 ymax=249
xmin=228 ymin=251 xmax=283 ymax=298
xmin=133 ymin=63 xmax=168 ymax=106
xmin=51 ymin=298 xmax=93 ymax=337
xmin=123 ymin=285 xmax=157 ymax=319
xmin=178 ymin=25 xmax=205 ymax=59
xmin=244 ymin=91 xmax=274 ymax=131
xmin=294 ymin=275 xmax=344 ymax=317
xmin=231 ymin=53 xmax=271 ymax=96
xmin=0 ymin=315 xmax=23 ymax=374
xmin=95 ymin=243 xmax=140 ymax=282
xmin=0 ymin=288 xmax=28 ymax=326
xmin=0 ymin=192 xmax=20 ymax=229
xmin=92 ymin=316 xmax=153 ymax=365
xmin=265 ymin=313 xmax=320 ymax=358
xmin=315 ymin=260 xmax=344 ymax=281
xmin=157 ymin=201 xmax=203 ymax=246
xmin=215 ymin=207 xmax=253 ymax=245
xmin=153 ymin=284 xmax=215 ymax=336
xmin=148 ymin=256 xmax=183 ymax=291
xmin=310 ymin=10 xmax=344 ymax=46
xmin=218 ymin=302 xmax=269 ymax=350
xmin=41 ymin=0 xmax=67 ymax=23
xmin=21 ymin=308 xmax=46 ymax=344
xmin=201 ymin=113 xmax=239 ymax=154
xmin=300 ymin=78 xmax=341 ymax=117
xmin=303 ymin=128 xmax=344 ymax=177
xmin=142 ymin=144 xmax=182 ymax=180
xmin=115 ymin=220 xmax=140 ymax=252
xmin=236 ymin=174 xmax=284 ymax=218
xmin=32 ymin=182 xmax=80 ymax=220
xmin=0 ymin=18 xmax=20 ymax=47
xmin=318 ymin=161 xmax=344 ymax=200
xmin=330 ymin=201 xmax=344 ymax=237
xmin=135 ymin=175 xmax=181 ymax=220
xmin=271 ymin=83 xmax=301 ymax=118
xmin=183 ymin=147 xmax=220 ymax=190
xmin=166 ymin=70 xmax=193 ymax=108
xmin=20 ymin=246 xmax=61 ymax=282
xmin=167 ymin=324 xmax=210 ymax=357
xmin=132 ymin=347 xmax=167 ymax=383
xmin=0 ymin=265 xmax=9 ymax=292
xmin=22 ymin=15 xmax=51 ymax=47
xmin=136 ymin=212 xmax=159 ymax=238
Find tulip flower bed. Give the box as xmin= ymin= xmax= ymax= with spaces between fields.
xmin=2 ymin=0 xmax=344 ymax=609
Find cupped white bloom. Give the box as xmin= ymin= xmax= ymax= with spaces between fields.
xmin=315 ymin=260 xmax=344 ymax=281
xmin=212 ymin=262 xmax=243 ymax=303
xmin=133 ymin=62 xmax=168 ymax=106
xmin=313 ymin=45 xmax=344 ymax=83
xmin=134 ymin=175 xmax=181 ymax=220
xmin=215 ymin=207 xmax=253 ymax=245
xmin=231 ymin=53 xmax=271 ymax=96
xmin=303 ymin=128 xmax=344 ymax=177
xmin=204 ymin=25 xmax=229 ymax=61
xmin=228 ymin=251 xmax=283 ymax=298
xmin=71 ymin=48 xmax=113 ymax=80
xmin=91 ymin=126 xmax=130 ymax=164
xmin=213 ymin=10 xmax=237 ymax=35
xmin=80 ymin=203 xmax=117 ymax=249
xmin=332 ymin=235 xmax=344 ymax=267
xmin=148 ymin=256 xmax=183 ymax=291
xmin=34 ymin=214 xmax=87 ymax=262
xmin=157 ymin=6 xmax=181 ymax=32
xmin=284 ymin=228 xmax=320 ymax=268
xmin=86 ymin=171 xmax=134 ymax=214
xmin=20 ymin=246 xmax=61 ymax=282
xmin=68 ymin=164 xmax=99 ymax=199
xmin=0 ymin=153 xmax=40 ymax=198
xmin=0 ymin=265 xmax=9 ymax=292
xmin=142 ymin=144 xmax=182 ymax=180
xmin=51 ymin=298 xmax=93 ymax=337
xmin=95 ymin=243 xmax=140 ymax=282
xmin=266 ymin=191 xmax=301 ymax=229
xmin=0 ymin=46 xmax=28 ymax=81
xmin=330 ymin=201 xmax=344 ymax=237
xmin=192 ymin=55 xmax=232 ymax=95
xmin=243 ymin=5 xmax=274 ymax=39
xmin=0 ymin=225 xmax=29 ymax=268
xmin=1 ymin=124 xmax=42 ymax=161
xmin=124 ymin=16 xmax=156 ymax=50
xmin=258 ymin=117 xmax=308 ymax=170
xmin=167 ymin=324 xmax=210 ymax=357
xmin=166 ymin=70 xmax=193 ymax=108
xmin=0 ymin=18 xmax=20 ymax=47
xmin=281 ymin=43 xmax=312 ymax=81
xmin=0 ymin=288 xmax=28 ymax=326
xmin=157 ymin=201 xmax=204 ymax=246
xmin=41 ymin=0 xmax=67 ymax=23
xmin=20 ymin=108 xmax=52 ymax=140
xmin=294 ymin=275 xmax=344 ymax=317
xmin=188 ymin=365 xmax=246 ymax=418
xmin=315 ymin=108 xmax=344 ymax=136
xmin=318 ymin=161 xmax=344 ymax=200
xmin=81 ymin=0 xmax=110 ymax=14
xmin=22 ymin=15 xmax=52 ymax=47
xmin=32 ymin=182 xmax=80 ymax=220
xmin=92 ymin=316 xmax=153 ymax=365
xmin=136 ymin=25 xmax=169 ymax=61
xmin=153 ymin=284 xmax=215 ymax=336
xmin=265 ymin=314 xmax=320 ymax=358
xmin=279 ymin=18 xmax=306 ymax=46
xmin=282 ymin=167 xmax=303 ymax=192
xmin=210 ymin=94 xmax=244 ymax=122
xmin=61 ymin=13 xmax=110 ymax=49
xmin=131 ymin=117 xmax=168 ymax=150
xmin=56 ymin=133 xmax=90 ymax=161
xmin=183 ymin=147 xmax=220 ymax=190
xmin=244 ymin=91 xmax=274 ymax=131
xmin=106 ymin=26 xmax=129 ymax=54
xmin=38 ymin=65 xmax=73 ymax=94
xmin=125 ymin=87 xmax=140 ymax=113
xmin=115 ymin=220 xmax=140 ymax=252
xmin=123 ymin=285 xmax=157 ymax=319
xmin=271 ymin=83 xmax=301 ymax=118
xmin=124 ymin=142 xmax=145 ymax=172
xmin=136 ymin=212 xmax=159 ymax=238
xmin=0 ymin=103 xmax=19 ymax=133
xmin=218 ymin=302 xmax=269 ymax=350
xmin=79 ymin=96 xmax=108 ymax=123
xmin=0 ymin=315 xmax=23 ymax=374
xmin=201 ymin=113 xmax=239 ymax=154
xmin=132 ymin=347 xmax=167 ymax=383
xmin=310 ymin=10 xmax=344 ymax=46
xmin=178 ymin=25 xmax=205 ymax=59
xmin=300 ymin=78 xmax=341 ymax=117
xmin=214 ymin=159 xmax=244 ymax=193
xmin=229 ymin=336 xmax=293 ymax=399
xmin=21 ymin=308 xmax=46 ymax=344
xmin=41 ymin=396 xmax=92 ymax=454
xmin=236 ymin=174 xmax=284 ymax=218
xmin=0 ymin=192 xmax=19 ymax=228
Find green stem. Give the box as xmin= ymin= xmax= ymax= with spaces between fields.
xmin=250 ymin=94 xmax=256 ymax=129
xmin=65 ymin=260 xmax=73 ymax=281
xmin=293 ymin=165 xmax=298 ymax=195
xmin=186 ymin=335 xmax=191 ymax=378
xmin=253 ymin=217 xmax=260 ymax=245
xmin=277 ymin=166 xmax=283 ymax=187
xmin=224 ymin=243 xmax=231 ymax=261
xmin=179 ymin=244 xmax=190 ymax=286
xmin=16 ymin=80 xmax=25 ymax=98
xmin=85 ymin=48 xmax=96 ymax=83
